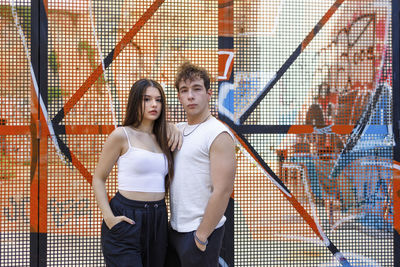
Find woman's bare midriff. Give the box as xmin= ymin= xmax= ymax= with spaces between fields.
xmin=119 ymin=190 xmax=165 ymax=202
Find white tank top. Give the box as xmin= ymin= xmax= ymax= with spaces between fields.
xmin=117 ymin=127 xmax=168 ymax=192
xmin=170 ymin=117 xmax=234 ymax=232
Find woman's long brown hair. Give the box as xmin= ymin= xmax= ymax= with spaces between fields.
xmin=123 ymin=79 xmax=174 ymax=190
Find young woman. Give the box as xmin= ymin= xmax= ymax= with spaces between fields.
xmin=92 ymin=79 xmax=174 ymax=267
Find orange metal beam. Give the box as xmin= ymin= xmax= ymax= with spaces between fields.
xmin=59 ymin=0 xmax=165 ymax=121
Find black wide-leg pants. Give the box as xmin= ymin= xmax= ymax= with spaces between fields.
xmin=101 ymin=192 xmax=168 ymax=267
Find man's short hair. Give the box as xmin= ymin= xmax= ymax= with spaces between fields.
xmin=174 ymin=62 xmax=211 ymax=91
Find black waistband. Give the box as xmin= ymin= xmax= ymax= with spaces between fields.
xmin=114 ymin=191 xmax=166 ymax=208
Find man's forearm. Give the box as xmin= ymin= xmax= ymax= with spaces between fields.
xmin=195 ymin=189 xmax=232 ymax=241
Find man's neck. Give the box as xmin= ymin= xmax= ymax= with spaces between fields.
xmin=187 ymin=111 xmax=211 ymax=125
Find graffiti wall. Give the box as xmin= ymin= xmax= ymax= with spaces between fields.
xmin=218 ymin=0 xmax=393 ymax=266
xmin=0 ymin=0 xmax=395 ymax=266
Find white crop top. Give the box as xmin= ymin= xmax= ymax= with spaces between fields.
xmin=117 ymin=127 xmax=168 ymax=192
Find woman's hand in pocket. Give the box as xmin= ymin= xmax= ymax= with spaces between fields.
xmin=105 ymin=215 xmax=135 ymax=230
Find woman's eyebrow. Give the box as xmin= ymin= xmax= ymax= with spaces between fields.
xmin=143 ymin=95 xmax=161 ymax=98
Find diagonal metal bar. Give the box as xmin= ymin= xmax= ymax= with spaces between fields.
xmin=52 ymin=0 xmax=165 ymax=125
xmin=219 ymin=114 xmax=351 ymax=266
xmin=239 ymin=0 xmax=345 ymax=125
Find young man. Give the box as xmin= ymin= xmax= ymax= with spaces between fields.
xmin=166 ymin=62 xmax=236 ymax=267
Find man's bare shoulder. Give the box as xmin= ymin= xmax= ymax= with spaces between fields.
xmin=211 ymin=132 xmax=235 ymax=152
